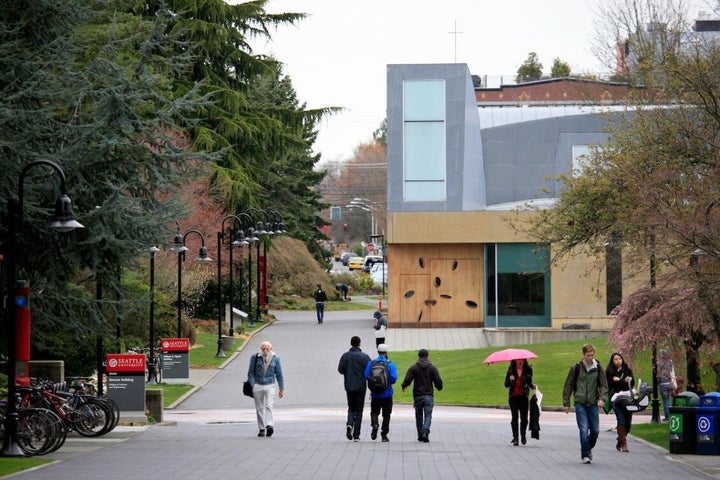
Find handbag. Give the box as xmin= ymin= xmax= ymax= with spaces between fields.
xmin=243 ymin=380 xmax=253 ymax=398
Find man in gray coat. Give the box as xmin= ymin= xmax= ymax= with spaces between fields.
xmin=338 ymin=336 xmax=371 ymax=441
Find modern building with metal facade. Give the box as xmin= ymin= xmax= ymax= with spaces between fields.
xmin=385 ymin=63 xmax=635 ymax=329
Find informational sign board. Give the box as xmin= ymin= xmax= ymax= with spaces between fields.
xmin=161 ymin=338 xmax=190 ymax=380
xmin=106 ymin=353 xmax=145 ymax=413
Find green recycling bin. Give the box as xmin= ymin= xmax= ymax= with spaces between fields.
xmin=697 ymin=392 xmax=720 ymax=455
xmin=669 ymin=391 xmax=700 ymax=454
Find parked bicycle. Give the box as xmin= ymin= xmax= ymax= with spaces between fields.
xmin=18 ymin=379 xmax=118 ymax=438
xmin=0 ymin=398 xmax=66 ymax=456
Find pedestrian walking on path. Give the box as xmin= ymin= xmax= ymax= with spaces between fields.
xmin=314 ymin=284 xmax=327 ymax=323
xmin=606 ymin=352 xmax=634 ymax=452
xmin=504 ymin=358 xmax=534 ymax=446
xmin=338 ymin=336 xmax=371 ymax=441
xmin=401 ymin=348 xmax=443 ymax=442
xmin=372 ymin=310 xmax=387 ymax=346
xmin=365 ymin=343 xmax=398 ymax=442
xmin=247 ymin=341 xmax=285 ymax=437
xmin=562 ymin=343 xmax=608 ymax=464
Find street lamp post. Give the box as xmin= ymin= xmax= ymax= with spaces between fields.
xmin=649 ymin=235 xmax=661 ymax=423
xmin=2 ymin=160 xmax=83 ymax=456
xmin=215 ymin=214 xmax=256 ymax=357
xmin=346 ymin=198 xmax=381 ymax=246
xmin=147 ymin=246 xmax=160 ymax=384
xmin=169 ymin=226 xmax=213 ymax=338
xmin=245 ymin=208 xmax=272 ymax=322
xmin=255 ymin=220 xmax=266 ymax=322
xmin=228 ymin=212 xmax=254 ymax=335
xmin=263 ymin=211 xmax=284 ymax=310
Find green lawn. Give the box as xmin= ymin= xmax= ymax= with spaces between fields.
xmin=631 ymin=422 xmax=670 ymax=448
xmin=390 ymin=338 xmax=617 ymax=407
xmin=0 ymin=457 xmax=49 ymax=476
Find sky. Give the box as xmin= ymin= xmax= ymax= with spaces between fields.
xmin=248 ymin=0 xmax=711 ymax=165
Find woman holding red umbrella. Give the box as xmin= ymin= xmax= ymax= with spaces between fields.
xmin=504 ymin=358 xmax=534 ymax=446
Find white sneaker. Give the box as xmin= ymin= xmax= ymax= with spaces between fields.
xmin=582 ymin=457 xmax=592 ymax=464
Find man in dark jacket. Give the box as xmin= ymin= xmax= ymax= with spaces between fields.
xmin=313 ymin=284 xmax=327 ymax=323
xmin=338 ymin=336 xmax=371 ymax=441
xmin=401 ymin=348 xmax=444 ymax=442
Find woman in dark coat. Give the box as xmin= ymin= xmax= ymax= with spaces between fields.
xmin=504 ymin=359 xmax=534 ymax=446
xmin=606 ymin=352 xmax=634 ymax=452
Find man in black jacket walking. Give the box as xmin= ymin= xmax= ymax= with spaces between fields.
xmin=401 ymin=348 xmax=443 ymax=442
xmin=338 ymin=336 xmax=371 ymax=441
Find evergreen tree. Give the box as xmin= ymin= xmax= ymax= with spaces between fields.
xmin=550 ymin=57 xmax=571 ymax=77
xmin=0 ymin=0 xmax=218 ymax=361
xmin=516 ymin=52 xmax=543 ymax=83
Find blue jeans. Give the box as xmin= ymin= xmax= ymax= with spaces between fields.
xmin=574 ymin=403 xmax=599 ymax=458
xmin=659 ymin=382 xmax=671 ymax=420
xmin=413 ymin=395 xmax=434 ymax=436
xmin=315 ymin=302 xmax=324 ymax=323
xmin=612 ymin=402 xmax=632 ymax=430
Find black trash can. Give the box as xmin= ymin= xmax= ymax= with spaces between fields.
xmin=669 ymin=391 xmax=700 ymax=454
xmin=697 ymin=392 xmax=720 ymax=455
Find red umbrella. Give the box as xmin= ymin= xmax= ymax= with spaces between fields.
xmin=483 ymin=348 xmax=538 ymax=364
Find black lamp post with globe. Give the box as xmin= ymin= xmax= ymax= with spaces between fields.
xmin=2 ymin=160 xmax=83 ymax=456
xmin=169 ymin=226 xmax=213 ymax=338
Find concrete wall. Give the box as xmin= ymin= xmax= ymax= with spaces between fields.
xmin=482 ymin=328 xmax=610 ymax=347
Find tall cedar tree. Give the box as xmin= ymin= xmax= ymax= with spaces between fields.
xmin=132 ymin=0 xmax=334 ymax=259
xmin=0 ymin=1 xmax=218 ymax=369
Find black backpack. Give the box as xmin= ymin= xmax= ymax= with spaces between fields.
xmin=368 ymin=359 xmax=389 ymax=393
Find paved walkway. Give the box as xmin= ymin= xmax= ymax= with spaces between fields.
xmin=18 ymin=305 xmax=720 ymax=479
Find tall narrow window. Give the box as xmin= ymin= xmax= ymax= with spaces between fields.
xmin=403 ymin=80 xmax=446 ymax=201
xmin=486 ymin=243 xmax=551 ymax=327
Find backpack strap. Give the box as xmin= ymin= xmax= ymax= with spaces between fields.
xmin=574 ymin=360 xmax=601 ymax=389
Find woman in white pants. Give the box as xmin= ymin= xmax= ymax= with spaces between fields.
xmin=247 ymin=341 xmax=285 ymax=437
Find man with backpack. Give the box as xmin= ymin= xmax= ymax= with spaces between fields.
xmin=364 ymin=343 xmax=398 ymax=442
xmin=401 ymin=348 xmax=443 ymax=442
xmin=337 ymin=336 xmax=371 ymax=442
xmin=562 ymin=344 xmax=609 ymax=464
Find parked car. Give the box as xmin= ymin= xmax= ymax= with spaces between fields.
xmin=348 ymin=256 xmax=365 ymax=271
xmin=370 ymin=263 xmax=388 ymax=286
xmin=340 ymin=251 xmax=354 ymax=266
xmin=362 ymin=255 xmax=384 ymax=272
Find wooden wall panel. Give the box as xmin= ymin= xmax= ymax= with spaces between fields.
xmin=390 ymin=244 xmax=484 ymax=327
